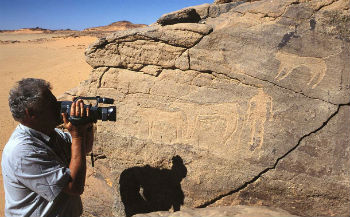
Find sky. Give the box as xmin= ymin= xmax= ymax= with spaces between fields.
xmin=0 ymin=0 xmax=213 ymax=30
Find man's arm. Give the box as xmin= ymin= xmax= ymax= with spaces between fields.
xmin=62 ymin=99 xmax=89 ymax=195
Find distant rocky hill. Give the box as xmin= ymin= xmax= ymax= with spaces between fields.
xmin=65 ymin=0 xmax=350 ymax=217
xmin=83 ymin=21 xmax=147 ymax=32
xmin=0 ymin=21 xmax=147 ymax=38
xmin=0 ymin=27 xmax=53 ymax=34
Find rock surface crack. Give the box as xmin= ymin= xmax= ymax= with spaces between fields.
xmin=196 ymin=103 xmax=349 ymax=208
xmin=315 ymin=0 xmax=338 ymax=11
xmin=201 ymin=69 xmax=337 ymax=105
xmin=97 ymin=67 xmax=110 ymax=88
xmin=244 ymin=73 xmax=337 ymax=105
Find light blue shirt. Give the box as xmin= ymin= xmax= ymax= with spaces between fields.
xmin=1 ymin=124 xmax=82 ymax=217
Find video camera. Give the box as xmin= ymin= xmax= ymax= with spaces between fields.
xmin=59 ymin=96 xmax=116 ymax=125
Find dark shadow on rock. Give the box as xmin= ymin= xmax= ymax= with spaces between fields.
xmin=119 ymin=155 xmax=187 ymax=217
xmin=157 ymin=8 xmax=201 ymax=26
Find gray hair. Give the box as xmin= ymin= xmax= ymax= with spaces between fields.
xmin=9 ymin=78 xmax=52 ymax=122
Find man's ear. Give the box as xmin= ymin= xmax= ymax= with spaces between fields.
xmin=25 ymin=108 xmax=35 ymax=120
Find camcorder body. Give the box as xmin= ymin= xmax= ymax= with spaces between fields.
xmin=58 ymin=96 xmax=116 ymax=125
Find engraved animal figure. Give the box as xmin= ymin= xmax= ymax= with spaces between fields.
xmin=187 ymin=103 xmax=239 ymax=147
xmin=274 ymin=52 xmax=327 ymax=89
xmin=243 ymin=89 xmax=273 ymax=151
xmin=138 ymin=108 xmax=187 ymax=144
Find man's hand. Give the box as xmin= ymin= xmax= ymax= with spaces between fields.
xmin=61 ymin=99 xmax=91 ymax=138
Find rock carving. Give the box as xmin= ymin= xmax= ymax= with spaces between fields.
xmin=274 ymin=52 xmax=327 ymax=89
xmin=188 ymin=103 xmax=239 ymax=148
xmin=136 ymin=103 xmax=239 ymax=148
xmin=137 ymin=108 xmax=187 ymax=144
xmin=241 ymin=89 xmax=273 ymax=151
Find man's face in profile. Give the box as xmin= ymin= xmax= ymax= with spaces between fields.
xmin=34 ymin=89 xmax=62 ymax=130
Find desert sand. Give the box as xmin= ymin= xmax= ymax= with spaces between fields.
xmin=0 ymin=31 xmax=97 ymax=215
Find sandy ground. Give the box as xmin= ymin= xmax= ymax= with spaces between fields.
xmin=0 ymin=32 xmax=98 ymax=215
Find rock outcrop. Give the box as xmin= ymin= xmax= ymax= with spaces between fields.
xmin=68 ymin=0 xmax=350 ymax=216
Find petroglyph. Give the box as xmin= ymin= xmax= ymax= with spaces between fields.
xmin=136 ymin=93 xmax=274 ymax=152
xmin=274 ymin=52 xmax=327 ymax=89
xmin=136 ymin=103 xmax=239 ymax=147
xmin=136 ymin=94 xmax=273 ymax=152
xmin=137 ymin=108 xmax=187 ymax=144
xmin=187 ymin=103 xmax=239 ymax=147
xmin=238 ymin=89 xmax=273 ymax=151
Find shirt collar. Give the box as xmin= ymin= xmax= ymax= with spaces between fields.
xmin=19 ymin=124 xmax=52 ymax=143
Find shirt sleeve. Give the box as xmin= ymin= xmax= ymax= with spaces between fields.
xmin=55 ymin=128 xmax=72 ymax=144
xmin=15 ymin=145 xmax=71 ymax=202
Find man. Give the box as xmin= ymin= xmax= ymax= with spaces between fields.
xmin=2 ymin=78 xmax=93 ymax=217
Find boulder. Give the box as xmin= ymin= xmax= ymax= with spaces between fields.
xmin=155 ymin=1 xmax=250 ymax=25
xmin=72 ymin=0 xmax=350 ymax=216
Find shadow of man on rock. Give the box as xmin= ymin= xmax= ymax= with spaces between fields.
xmin=119 ymin=155 xmax=187 ymax=217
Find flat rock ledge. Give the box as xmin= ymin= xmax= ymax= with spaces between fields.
xmin=134 ymin=205 xmax=298 ymax=217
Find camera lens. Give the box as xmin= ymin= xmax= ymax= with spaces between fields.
xmin=101 ymin=106 xmax=116 ymax=121
xmin=108 ymin=106 xmax=116 ymax=121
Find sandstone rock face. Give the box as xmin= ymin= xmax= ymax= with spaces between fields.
xmin=73 ymin=0 xmax=350 ymax=216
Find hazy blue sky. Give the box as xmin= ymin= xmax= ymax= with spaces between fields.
xmin=0 ymin=0 xmax=212 ymax=30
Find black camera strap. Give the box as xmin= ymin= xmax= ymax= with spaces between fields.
xmin=68 ymin=116 xmax=91 ymax=125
